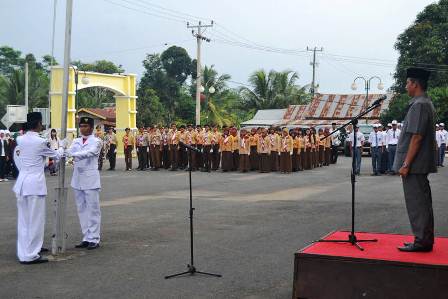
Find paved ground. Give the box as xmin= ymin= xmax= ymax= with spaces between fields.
xmin=0 ymin=156 xmax=447 ymax=299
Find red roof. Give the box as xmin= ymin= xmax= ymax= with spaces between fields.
xmin=78 ymin=107 xmax=116 ymax=121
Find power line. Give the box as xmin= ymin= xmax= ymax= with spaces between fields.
xmin=103 ymin=0 xmax=187 ymax=24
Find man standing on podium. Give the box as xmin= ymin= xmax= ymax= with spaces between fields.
xmin=395 ymin=68 xmax=437 ymax=252
xmin=65 ymin=117 xmax=103 ymax=250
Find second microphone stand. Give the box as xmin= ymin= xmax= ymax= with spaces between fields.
xmin=165 ymin=143 xmax=222 ymax=279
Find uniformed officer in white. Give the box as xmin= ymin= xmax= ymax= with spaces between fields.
xmin=369 ymin=124 xmax=384 ymax=176
xmin=386 ymin=120 xmax=401 ymax=174
xmin=348 ymin=126 xmax=365 ymax=175
xmin=13 ymin=112 xmax=64 ymax=264
xmin=66 ymin=117 xmax=103 ymax=250
xmin=438 ymin=123 xmax=447 ymax=166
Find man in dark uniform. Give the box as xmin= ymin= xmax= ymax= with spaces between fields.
xmin=394 ymin=68 xmax=437 ymax=252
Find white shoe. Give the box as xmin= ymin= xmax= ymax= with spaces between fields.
xmin=0 ymin=179 xmax=3 ymax=182
xmin=3 ymin=178 xmax=8 ymax=182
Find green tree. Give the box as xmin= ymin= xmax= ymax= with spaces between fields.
xmin=0 ymin=46 xmax=24 ymax=75
xmin=393 ymin=0 xmax=448 ymax=93
xmin=239 ymin=69 xmax=310 ymax=114
xmin=381 ymin=0 xmax=448 ymax=125
xmin=160 ymin=46 xmax=192 ymax=83
xmin=139 ymin=47 xmax=194 ymax=123
xmin=136 ymin=87 xmax=167 ymax=126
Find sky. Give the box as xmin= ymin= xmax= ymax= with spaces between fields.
xmin=0 ymin=0 xmax=435 ymax=94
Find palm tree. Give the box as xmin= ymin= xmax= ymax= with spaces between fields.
xmin=200 ymin=65 xmax=235 ymax=126
xmin=239 ymin=69 xmax=310 ymax=114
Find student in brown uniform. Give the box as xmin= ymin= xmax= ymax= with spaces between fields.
xmin=169 ymin=124 xmax=179 ymax=171
xmin=211 ymin=125 xmax=221 ymax=171
xmin=324 ymin=127 xmax=332 ymax=166
xmin=280 ymin=128 xmax=293 ymax=173
xmin=161 ymin=126 xmax=170 ymax=169
xmin=257 ymin=128 xmax=271 ymax=173
xmin=185 ymin=124 xmax=197 ymax=171
xmin=304 ymin=128 xmax=313 ymax=170
xmin=318 ymin=128 xmax=325 ymax=167
xmin=178 ymin=125 xmax=187 ymax=169
xmin=249 ymin=128 xmax=259 ymax=171
xmin=238 ymin=129 xmax=251 ymax=172
xmin=220 ymin=128 xmax=233 ymax=172
xmin=297 ymin=128 xmax=305 ymax=171
xmin=195 ymin=125 xmax=204 ymax=170
xmin=201 ymin=124 xmax=213 ymax=172
xmin=269 ymin=128 xmax=280 ymax=172
xmin=136 ymin=126 xmax=149 ymax=171
xmin=230 ymin=127 xmax=239 ymax=171
xmin=290 ymin=129 xmax=299 ymax=172
xmin=150 ymin=126 xmax=162 ymax=170
xmin=123 ymin=128 xmax=135 ymax=171
xmin=145 ymin=127 xmax=152 ymax=169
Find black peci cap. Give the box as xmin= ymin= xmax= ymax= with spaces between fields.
xmin=27 ymin=112 xmax=42 ymax=123
xmin=79 ymin=117 xmax=94 ymax=127
xmin=406 ymin=67 xmax=430 ymax=82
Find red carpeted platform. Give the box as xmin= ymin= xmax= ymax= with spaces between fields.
xmin=292 ymin=231 xmax=448 ymax=299
xmin=302 ymin=230 xmax=448 ymax=266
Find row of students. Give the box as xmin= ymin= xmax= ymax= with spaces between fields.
xmin=115 ymin=124 xmax=337 ymax=173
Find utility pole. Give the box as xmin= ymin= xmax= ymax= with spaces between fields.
xmin=307 ymin=46 xmax=323 ymax=99
xmin=25 ymin=62 xmax=29 ymax=112
xmin=187 ymin=21 xmax=213 ymax=126
xmin=52 ymin=0 xmax=72 ymax=255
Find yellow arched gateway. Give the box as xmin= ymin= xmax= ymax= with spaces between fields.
xmin=49 ymin=66 xmax=137 ymax=156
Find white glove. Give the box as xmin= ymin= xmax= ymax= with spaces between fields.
xmin=290 ymin=151 xmax=293 ymax=156
xmin=59 ymin=138 xmax=69 ymax=149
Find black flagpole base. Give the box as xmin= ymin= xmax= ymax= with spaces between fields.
xmin=315 ymin=233 xmax=378 ymax=251
xmin=165 ymin=264 xmax=222 ymax=279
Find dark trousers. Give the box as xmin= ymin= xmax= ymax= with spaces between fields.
xmin=439 ymin=144 xmax=446 ymax=166
xmin=196 ymin=145 xmax=203 ymax=169
xmin=232 ymin=150 xmax=239 ymax=171
xmin=380 ymin=150 xmax=388 ymax=173
xmin=353 ymin=147 xmax=362 ymax=174
xmin=388 ymin=145 xmax=397 ymax=172
xmin=371 ymin=147 xmax=382 ymax=175
xmin=331 ymin=145 xmax=339 ymax=164
xmin=124 ymin=146 xmax=133 ymax=170
xmin=402 ymin=174 xmax=434 ymax=247
xmin=162 ymin=145 xmax=170 ymax=169
xmin=0 ymin=156 xmax=6 ymax=179
xmin=211 ymin=144 xmax=220 ymax=170
xmin=239 ymin=154 xmax=250 ymax=172
xmin=108 ymin=144 xmax=116 ymax=170
xmin=170 ymin=145 xmax=178 ymax=170
xmin=203 ymin=145 xmax=212 ymax=171
xmin=137 ymin=146 xmax=147 ymax=170
xmin=249 ymin=146 xmax=258 ymax=171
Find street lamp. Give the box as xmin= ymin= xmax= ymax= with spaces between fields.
xmin=351 ymin=76 xmax=384 ymax=124
xmin=201 ymin=83 xmax=215 ymax=122
xmin=71 ymin=66 xmax=89 ymax=135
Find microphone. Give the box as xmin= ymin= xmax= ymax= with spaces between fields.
xmin=179 ymin=141 xmax=201 ymax=153
xmin=372 ymin=94 xmax=387 ymax=107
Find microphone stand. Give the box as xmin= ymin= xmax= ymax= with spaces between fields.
xmin=165 ymin=143 xmax=221 ymax=279
xmin=315 ymin=97 xmax=385 ymax=251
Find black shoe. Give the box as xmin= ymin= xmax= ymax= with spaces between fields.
xmin=87 ymin=242 xmax=100 ymax=250
xmin=398 ymin=243 xmax=433 ymax=252
xmin=39 ymin=247 xmax=49 ymax=254
xmin=20 ymin=256 xmax=48 ymax=265
xmin=75 ymin=241 xmax=89 ymax=248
